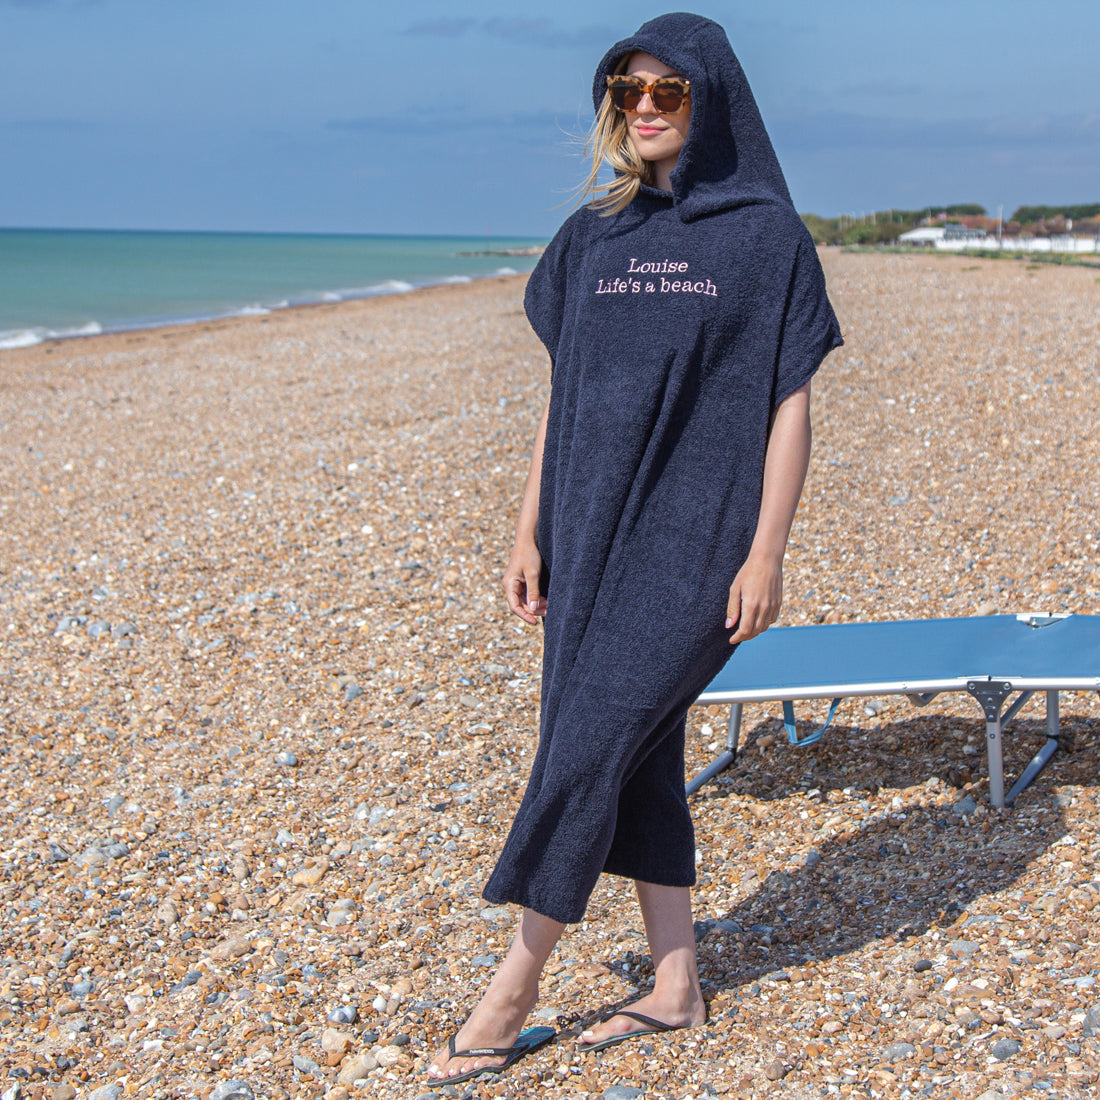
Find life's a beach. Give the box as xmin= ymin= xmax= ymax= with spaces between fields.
xmin=1 ymin=251 xmax=1098 ymax=1098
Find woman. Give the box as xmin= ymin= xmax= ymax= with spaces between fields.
xmin=429 ymin=12 xmax=841 ymax=1085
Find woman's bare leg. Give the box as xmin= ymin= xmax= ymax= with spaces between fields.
xmin=579 ymin=882 xmax=706 ymax=1046
xmin=428 ymin=907 xmax=565 ymax=1081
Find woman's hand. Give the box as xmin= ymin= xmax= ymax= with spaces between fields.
xmin=725 ymin=551 xmax=782 ymax=644
xmin=503 ymin=541 xmax=547 ymax=625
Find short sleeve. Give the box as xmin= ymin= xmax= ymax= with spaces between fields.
xmin=773 ymin=229 xmax=843 ymax=407
xmin=523 ymin=215 xmax=578 ymax=364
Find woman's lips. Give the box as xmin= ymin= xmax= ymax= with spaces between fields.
xmin=635 ymin=125 xmax=664 ymax=135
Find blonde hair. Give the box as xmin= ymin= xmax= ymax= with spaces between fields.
xmin=576 ymin=58 xmax=656 ymax=215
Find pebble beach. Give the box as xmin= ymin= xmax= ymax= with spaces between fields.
xmin=1 ymin=250 xmax=1099 ymax=1100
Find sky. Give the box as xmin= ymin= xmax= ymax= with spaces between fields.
xmin=2 ymin=0 xmax=1097 ymax=238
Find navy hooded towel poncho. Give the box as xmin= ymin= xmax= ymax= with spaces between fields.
xmin=483 ymin=13 xmax=842 ymax=925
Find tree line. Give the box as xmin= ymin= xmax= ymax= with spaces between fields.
xmin=801 ymin=203 xmax=1100 ymax=246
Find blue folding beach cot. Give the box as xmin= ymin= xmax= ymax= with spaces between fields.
xmin=688 ymin=613 xmax=1100 ymax=808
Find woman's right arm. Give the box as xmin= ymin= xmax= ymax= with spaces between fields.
xmin=503 ymin=396 xmax=551 ymax=624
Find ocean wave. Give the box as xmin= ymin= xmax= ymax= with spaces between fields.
xmin=367 ymin=279 xmax=416 ymax=295
xmin=0 ymin=328 xmax=45 ymax=349
xmin=0 ymin=322 xmax=105 ymax=349
xmin=493 ymin=266 xmax=518 ymax=276
xmin=53 ymin=321 xmax=104 ymax=338
xmin=232 ymin=304 xmax=272 ymax=317
xmin=320 ymin=291 xmax=342 ymax=302
xmin=441 ymin=274 xmax=473 ymax=284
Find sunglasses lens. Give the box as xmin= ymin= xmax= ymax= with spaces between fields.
xmin=652 ymin=81 xmax=686 ymax=112
xmin=609 ymin=79 xmax=642 ymax=111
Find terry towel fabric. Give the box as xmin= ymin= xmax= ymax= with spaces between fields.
xmin=483 ymin=12 xmax=843 ymax=924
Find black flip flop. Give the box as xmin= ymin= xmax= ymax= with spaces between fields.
xmin=430 ymin=1024 xmax=556 ymax=1085
xmin=577 ymin=1008 xmax=681 ymax=1054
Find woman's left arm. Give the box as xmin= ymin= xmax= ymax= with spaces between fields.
xmin=725 ymin=381 xmax=812 ymax=644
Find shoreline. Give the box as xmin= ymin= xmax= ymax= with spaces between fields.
xmin=0 ymin=265 xmax=536 ymax=353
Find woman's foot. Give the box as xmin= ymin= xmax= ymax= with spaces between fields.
xmin=429 ymin=907 xmax=566 ymax=1083
xmin=578 ymin=987 xmax=707 ymax=1049
xmin=427 ymin=985 xmax=540 ymax=1083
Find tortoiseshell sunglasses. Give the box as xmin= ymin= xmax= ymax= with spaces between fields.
xmin=606 ymin=74 xmax=691 ymax=114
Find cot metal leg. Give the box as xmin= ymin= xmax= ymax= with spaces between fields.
xmin=966 ymin=680 xmax=1012 ymax=809
xmin=686 ymin=703 xmax=742 ymax=796
xmin=1005 ymin=690 xmax=1062 ymax=805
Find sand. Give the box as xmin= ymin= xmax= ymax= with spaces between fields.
xmin=0 ymin=251 xmax=1098 ymax=1099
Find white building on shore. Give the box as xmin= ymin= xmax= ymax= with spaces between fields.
xmin=898 ymin=226 xmax=1099 ymax=253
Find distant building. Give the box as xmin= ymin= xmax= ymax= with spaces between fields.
xmin=898 ymin=227 xmax=945 ymax=246
xmin=944 ymin=224 xmax=986 ymax=241
xmin=899 ymin=225 xmax=987 ymax=247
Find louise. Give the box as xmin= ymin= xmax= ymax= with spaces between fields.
xmin=627 ymin=258 xmax=689 ymax=274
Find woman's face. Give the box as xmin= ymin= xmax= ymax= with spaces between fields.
xmin=622 ymin=52 xmax=691 ymax=189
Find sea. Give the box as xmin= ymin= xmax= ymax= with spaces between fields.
xmin=0 ymin=228 xmax=546 ymax=350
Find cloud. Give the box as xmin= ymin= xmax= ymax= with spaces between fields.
xmin=326 ymin=108 xmax=575 ymax=146
xmin=480 ymin=18 xmax=614 ymax=48
xmin=403 ymin=17 xmax=477 ymax=38
xmin=834 ymin=78 xmax=924 ymax=98
xmin=402 ymin=16 xmax=613 ymax=49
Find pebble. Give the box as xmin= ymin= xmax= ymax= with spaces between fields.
xmin=763 ymin=1059 xmax=790 ymax=1080
xmin=947 ymin=939 xmax=980 ymax=956
xmin=952 ymin=795 xmax=978 ymax=815
xmin=336 ymin=1054 xmax=379 ymax=1085
xmin=50 ymin=1087 xmax=76 ymax=1100
xmin=207 ymin=935 xmax=252 ymax=961
xmin=156 ymin=898 xmax=180 ymax=926
xmin=603 ymin=1089 xmax=645 ymax=1100
xmin=327 ymin=1005 xmax=359 ymax=1025
xmin=321 ymin=1028 xmax=353 ymax=1055
xmin=990 ymin=1037 xmax=1021 ymax=1060
xmin=882 ymin=1041 xmax=916 ymax=1062
xmin=326 ymin=898 xmax=356 ymax=926
xmin=87 ymin=1089 xmax=122 ymax=1100
xmin=373 ymin=1044 xmax=404 ymax=1067
xmin=291 ymin=857 xmax=329 ymax=886
xmin=275 ymin=751 xmax=298 ymax=767
xmin=292 ymin=1055 xmax=321 ymax=1074
xmin=1082 ymin=1003 xmax=1100 ymax=1037
xmin=210 ymin=1084 xmax=255 ymax=1100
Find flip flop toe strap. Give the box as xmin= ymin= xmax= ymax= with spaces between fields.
xmin=612 ymin=1010 xmax=677 ymax=1032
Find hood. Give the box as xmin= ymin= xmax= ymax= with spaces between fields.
xmin=593 ymin=12 xmax=793 ymax=221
